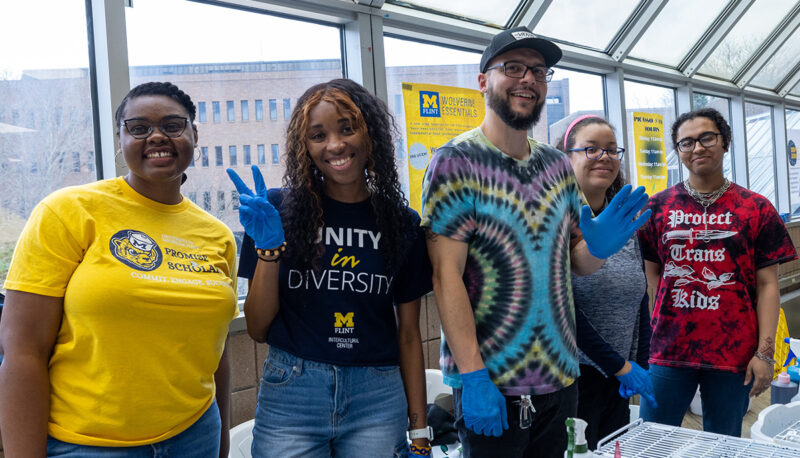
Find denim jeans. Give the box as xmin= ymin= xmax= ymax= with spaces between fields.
xmin=46 ymin=400 xmax=221 ymax=457
xmin=453 ymin=382 xmax=578 ymax=458
xmin=639 ymin=364 xmax=751 ymax=437
xmin=251 ymin=346 xmax=409 ymax=458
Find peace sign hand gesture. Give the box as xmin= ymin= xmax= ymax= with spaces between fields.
xmin=227 ymin=165 xmax=285 ymax=250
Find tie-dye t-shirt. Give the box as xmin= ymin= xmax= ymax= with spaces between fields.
xmin=420 ymin=127 xmax=581 ymax=396
xmin=639 ymin=182 xmax=796 ymax=372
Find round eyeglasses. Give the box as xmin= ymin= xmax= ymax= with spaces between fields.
xmin=676 ymin=132 xmax=722 ymax=153
xmin=568 ymin=146 xmax=624 ymax=161
xmin=122 ymin=117 xmax=189 ymax=139
xmin=485 ymin=61 xmax=554 ymax=83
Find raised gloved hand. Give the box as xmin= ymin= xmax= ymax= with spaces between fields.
xmin=227 ymin=165 xmax=285 ymax=249
xmin=460 ymin=368 xmax=509 ymax=437
xmin=616 ymin=361 xmax=658 ymax=407
xmin=579 ymin=184 xmax=651 ymax=259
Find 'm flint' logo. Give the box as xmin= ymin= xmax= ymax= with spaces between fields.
xmin=420 ymin=91 xmax=440 ymax=117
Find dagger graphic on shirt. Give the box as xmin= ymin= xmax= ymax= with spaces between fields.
xmin=662 ymin=228 xmax=737 ymax=244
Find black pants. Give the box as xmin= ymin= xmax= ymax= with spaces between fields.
xmin=576 ymin=364 xmax=630 ymax=450
xmin=453 ymin=382 xmax=578 ymax=458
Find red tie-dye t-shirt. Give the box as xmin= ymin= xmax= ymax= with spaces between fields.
xmin=639 ymin=182 xmax=796 ymax=372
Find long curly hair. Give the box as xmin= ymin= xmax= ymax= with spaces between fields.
xmin=555 ymin=116 xmax=627 ymax=204
xmin=281 ymin=78 xmax=414 ymax=272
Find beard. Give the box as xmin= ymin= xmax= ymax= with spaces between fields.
xmin=487 ymin=85 xmax=544 ymax=131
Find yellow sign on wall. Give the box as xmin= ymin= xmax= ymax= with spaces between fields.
xmin=632 ymin=112 xmax=668 ymax=194
xmin=402 ymin=82 xmax=485 ymax=212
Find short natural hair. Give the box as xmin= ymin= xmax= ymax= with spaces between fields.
xmin=671 ymin=107 xmax=731 ymax=151
xmin=114 ymin=81 xmax=197 ymax=131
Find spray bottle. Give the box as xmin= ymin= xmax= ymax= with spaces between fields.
xmin=564 ymin=417 xmax=592 ymax=458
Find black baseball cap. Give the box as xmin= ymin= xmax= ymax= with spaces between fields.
xmin=480 ymin=26 xmax=563 ymax=72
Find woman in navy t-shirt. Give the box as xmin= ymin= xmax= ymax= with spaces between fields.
xmin=228 ymin=78 xmax=433 ymax=458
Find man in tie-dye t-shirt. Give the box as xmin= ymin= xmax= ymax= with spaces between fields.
xmin=421 ymin=27 xmax=651 ymax=458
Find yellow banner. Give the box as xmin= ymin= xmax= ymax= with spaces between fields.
xmin=632 ymin=112 xmax=668 ymax=194
xmin=402 ymin=82 xmax=485 ymax=212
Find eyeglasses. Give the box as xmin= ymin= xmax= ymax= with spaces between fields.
xmin=485 ymin=61 xmax=554 ymax=82
xmin=122 ymin=117 xmax=189 ymax=139
xmin=568 ymin=146 xmax=625 ymax=161
xmin=676 ymin=131 xmax=722 ymax=153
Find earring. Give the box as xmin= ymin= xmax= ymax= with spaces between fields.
xmin=193 ymin=147 xmax=201 ymax=162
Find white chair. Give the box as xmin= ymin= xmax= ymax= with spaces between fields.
xmin=228 ymin=419 xmax=254 ymax=458
xmin=425 ymin=368 xmax=452 ymax=404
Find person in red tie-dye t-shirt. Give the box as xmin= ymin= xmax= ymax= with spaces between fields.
xmin=638 ymin=107 xmax=797 ymax=437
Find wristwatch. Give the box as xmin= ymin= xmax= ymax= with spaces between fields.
xmin=408 ymin=425 xmax=434 ymax=440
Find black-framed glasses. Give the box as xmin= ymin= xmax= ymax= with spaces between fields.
xmin=486 ymin=61 xmax=554 ymax=82
xmin=122 ymin=117 xmax=189 ymax=139
xmin=676 ymin=131 xmax=722 ymax=153
xmin=568 ymin=146 xmax=624 ymax=161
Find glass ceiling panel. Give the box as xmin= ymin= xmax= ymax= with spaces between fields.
xmin=698 ymin=0 xmax=795 ymax=80
xmin=385 ymin=0 xmax=521 ymax=27
xmin=534 ymin=0 xmax=640 ymax=51
xmin=792 ymin=80 xmax=800 ymax=97
xmin=750 ymin=29 xmax=800 ymax=89
xmin=628 ymin=0 xmax=727 ymax=66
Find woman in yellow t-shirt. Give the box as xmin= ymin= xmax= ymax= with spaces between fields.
xmin=0 ymin=82 xmax=238 ymax=457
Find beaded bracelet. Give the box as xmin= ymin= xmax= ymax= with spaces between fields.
xmin=754 ymin=350 xmax=776 ymax=365
xmin=256 ymin=242 xmax=286 ymax=262
xmin=409 ymin=443 xmax=432 ymax=455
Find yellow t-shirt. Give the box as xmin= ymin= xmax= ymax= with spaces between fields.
xmin=4 ymin=177 xmax=238 ymax=446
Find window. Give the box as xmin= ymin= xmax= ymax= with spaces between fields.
xmin=787 ymin=109 xmax=800 ymax=215
xmin=229 ymin=145 xmax=237 ymax=166
xmin=0 ymin=0 xmax=97 ymax=287
xmin=546 ymin=68 xmax=605 ymax=145
xmin=226 ymin=100 xmax=235 ymax=122
xmin=126 ymin=0 xmax=343 ymax=296
xmin=534 ymin=0 xmax=640 ymax=51
xmin=258 ymin=144 xmax=266 ymax=165
xmin=241 ymin=100 xmax=249 ymax=121
xmin=271 ymin=144 xmax=279 ymax=164
xmin=87 ymin=151 xmax=95 ymax=173
xmin=232 ymin=191 xmax=240 ymax=210
xmin=255 ymin=99 xmax=263 ymax=121
xmin=72 ymin=152 xmax=81 ymax=172
xmin=746 ymin=102 xmax=776 ymax=205
xmin=201 ymin=147 xmax=209 ymax=167
xmin=693 ymin=93 xmax=734 ymax=181
xmin=283 ymin=98 xmax=291 ymax=119
xmin=203 ymin=191 xmax=211 ymax=211
xmin=212 ymin=101 xmax=220 ymax=123
xmin=628 ymin=0 xmax=728 ymax=67
xmin=218 ymin=191 xmax=226 ymax=212
xmin=198 ymin=101 xmax=207 ymax=123
xmin=243 ymin=145 xmax=251 ymax=165
xmin=624 ymin=80 xmax=678 ymax=190
xmin=188 ymin=191 xmax=197 ymax=203
xmin=383 ymin=36 xmax=482 ymax=199
xmin=269 ymin=99 xmax=277 ymax=121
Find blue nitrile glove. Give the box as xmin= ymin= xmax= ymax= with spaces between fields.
xmin=460 ymin=368 xmax=509 ymax=437
xmin=579 ymin=184 xmax=651 ymax=259
xmin=619 ymin=383 xmax=636 ymax=399
xmin=227 ymin=166 xmax=285 ymax=249
xmin=616 ymin=361 xmax=658 ymax=407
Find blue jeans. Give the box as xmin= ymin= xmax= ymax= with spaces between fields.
xmin=251 ymin=346 xmax=409 ymax=458
xmin=639 ymin=364 xmax=751 ymax=437
xmin=46 ymin=400 xmax=221 ymax=457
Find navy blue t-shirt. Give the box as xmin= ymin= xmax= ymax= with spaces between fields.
xmin=239 ymin=189 xmax=432 ymax=366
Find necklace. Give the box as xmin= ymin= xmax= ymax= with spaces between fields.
xmin=683 ymin=178 xmax=731 ymax=243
